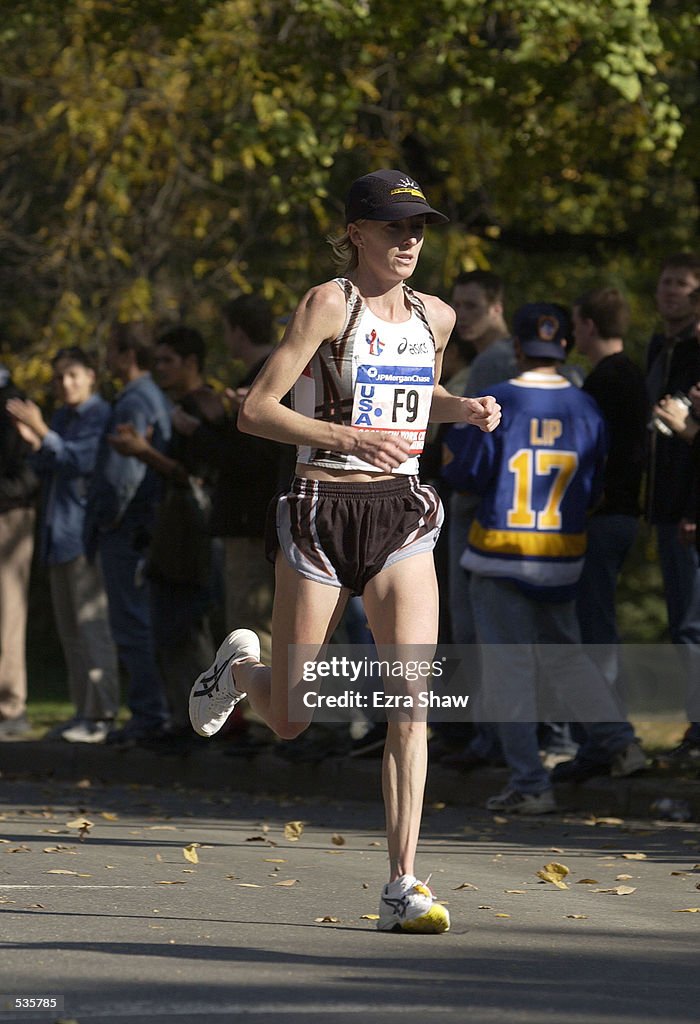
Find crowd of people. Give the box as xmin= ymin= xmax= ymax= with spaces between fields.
xmin=0 ymin=169 xmax=699 ymax=931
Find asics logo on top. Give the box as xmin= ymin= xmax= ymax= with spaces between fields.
xmin=398 ymin=338 xmax=429 ymax=356
xmin=366 ymin=329 xmax=384 ymax=356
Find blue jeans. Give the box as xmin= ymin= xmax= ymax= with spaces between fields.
xmin=574 ymin=514 xmax=638 ymax=761
xmin=470 ymin=575 xmax=625 ymax=794
xmin=99 ymin=528 xmax=169 ymax=733
xmin=656 ymin=522 xmax=700 ymax=741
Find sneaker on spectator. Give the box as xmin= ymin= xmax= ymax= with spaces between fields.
xmin=486 ymin=787 xmax=556 ymax=815
xmin=550 ymin=754 xmax=610 ymax=784
xmin=43 ymin=718 xmax=81 ymax=741
xmin=62 ymin=720 xmax=112 ymax=744
xmin=105 ymin=724 xmax=169 ymax=748
xmin=189 ymin=629 xmax=258 ymax=737
xmin=0 ymin=714 xmax=31 ymax=740
xmin=610 ymin=741 xmax=648 ymax=778
xmin=377 ymin=874 xmax=450 ymax=933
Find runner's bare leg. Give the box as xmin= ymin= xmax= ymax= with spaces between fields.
xmin=363 ymin=551 xmax=439 ymax=881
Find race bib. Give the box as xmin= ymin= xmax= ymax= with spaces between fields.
xmin=350 ymin=364 xmax=434 ymax=455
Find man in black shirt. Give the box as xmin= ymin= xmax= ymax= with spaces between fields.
xmin=646 ymin=254 xmax=700 ymax=765
xmin=206 ymin=296 xmax=291 ymax=667
xmin=552 ymin=287 xmax=648 ymax=782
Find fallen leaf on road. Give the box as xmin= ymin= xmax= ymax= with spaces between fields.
xmin=368 ymin=841 xmax=382 ymax=846
xmin=622 ymin=853 xmax=647 ymax=861
xmin=576 ymin=879 xmax=599 ymax=885
xmin=453 ymin=882 xmax=479 ymax=891
xmin=183 ymin=843 xmax=200 ymax=864
xmin=155 ymin=880 xmax=186 ymax=885
xmin=100 ymin=812 xmax=119 ymax=821
xmin=504 ymin=890 xmax=527 ymax=895
xmin=274 ymin=879 xmax=299 ymax=887
xmin=593 ymin=886 xmax=637 ymax=895
xmin=360 ymin=914 xmax=379 ymax=920
xmin=43 ymin=845 xmax=77 ymax=854
xmin=45 ymin=869 xmax=90 ymax=876
xmin=315 ymin=915 xmax=340 ymax=923
xmin=65 ymin=818 xmax=92 ymax=841
xmin=264 ymin=858 xmax=287 ymax=863
xmin=616 ymin=874 xmax=634 ymax=881
xmin=537 ymin=862 xmax=570 ymax=889
xmin=566 ymin=915 xmax=588 ymax=920
xmin=674 ymin=907 xmax=700 ymax=913
xmin=238 ymin=883 xmax=262 ymax=888
xmin=331 ymin=834 xmax=346 ymax=846
xmin=284 ymin=821 xmax=304 ymax=842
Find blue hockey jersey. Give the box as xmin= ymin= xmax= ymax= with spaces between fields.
xmin=442 ymin=371 xmax=607 ymax=600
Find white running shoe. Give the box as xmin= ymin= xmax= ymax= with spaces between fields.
xmin=189 ymin=629 xmax=259 ymax=737
xmin=377 ymin=874 xmax=450 ymax=934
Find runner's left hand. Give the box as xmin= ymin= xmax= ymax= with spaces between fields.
xmin=458 ymin=395 xmax=501 ymax=433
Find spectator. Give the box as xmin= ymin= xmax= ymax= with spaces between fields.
xmin=645 ymin=254 xmax=700 ymax=766
xmin=208 ymin=295 xmax=292 ymax=666
xmin=441 ymin=272 xmax=512 ymax=770
xmin=442 ymin=303 xmax=624 ymax=814
xmin=107 ymin=326 xmax=226 ymax=750
xmin=84 ymin=322 xmax=171 ymax=746
xmin=0 ymin=364 xmax=38 ymax=739
xmin=447 ymin=271 xmax=511 ymax=645
xmin=551 ymin=287 xmax=648 ymax=781
xmin=651 ymin=283 xmax=700 ymax=761
xmin=7 ymin=348 xmax=119 ymax=742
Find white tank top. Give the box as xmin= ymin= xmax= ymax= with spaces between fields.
xmin=293 ymin=278 xmax=436 ymax=475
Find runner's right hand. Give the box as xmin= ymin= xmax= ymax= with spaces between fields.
xmin=347 ymin=430 xmax=412 ymax=472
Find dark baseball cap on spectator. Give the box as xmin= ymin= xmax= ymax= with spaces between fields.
xmin=512 ymin=303 xmax=570 ymax=361
xmin=345 ymin=169 xmax=449 ymax=225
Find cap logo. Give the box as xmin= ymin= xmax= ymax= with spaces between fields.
xmin=537 ymin=316 xmax=559 ymax=342
xmin=389 ymin=176 xmax=426 ymax=201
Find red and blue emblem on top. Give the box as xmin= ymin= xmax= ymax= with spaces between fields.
xmin=366 ymin=329 xmax=385 ymax=356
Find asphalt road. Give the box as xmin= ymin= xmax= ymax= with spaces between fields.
xmin=0 ymin=776 xmax=698 ymax=1024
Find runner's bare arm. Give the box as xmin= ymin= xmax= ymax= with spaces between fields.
xmin=238 ymin=282 xmax=412 ymax=470
xmin=420 ymin=293 xmax=502 ymax=433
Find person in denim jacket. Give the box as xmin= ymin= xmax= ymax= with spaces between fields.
xmin=8 ymin=347 xmax=119 ymax=743
xmin=84 ymin=322 xmax=171 ymax=745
